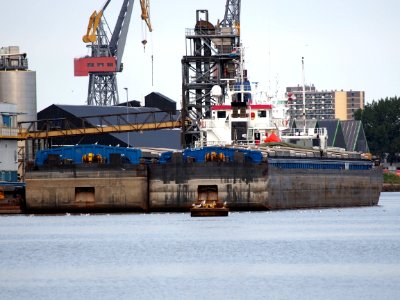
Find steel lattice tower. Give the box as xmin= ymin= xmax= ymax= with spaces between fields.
xmin=181 ymin=1 xmax=241 ymax=148
xmin=221 ymin=0 xmax=241 ymax=31
xmin=87 ymin=21 xmax=119 ymax=106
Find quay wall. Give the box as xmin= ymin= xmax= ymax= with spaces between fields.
xmin=382 ymin=183 xmax=400 ymax=192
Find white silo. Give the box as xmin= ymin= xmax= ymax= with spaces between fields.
xmin=1 ymin=46 xmax=37 ymax=165
xmin=0 ymin=46 xmax=37 ymax=126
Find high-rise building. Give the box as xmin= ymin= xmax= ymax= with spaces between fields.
xmin=286 ymin=85 xmax=364 ymax=121
xmin=334 ymin=90 xmax=365 ymax=120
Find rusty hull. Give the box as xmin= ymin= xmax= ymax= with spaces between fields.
xmin=149 ymin=162 xmax=382 ymax=211
xmin=24 ymin=161 xmax=382 ymax=213
xmin=25 ymin=165 xmax=148 ymax=213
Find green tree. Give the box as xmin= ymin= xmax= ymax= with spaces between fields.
xmin=354 ymin=96 xmax=400 ymax=163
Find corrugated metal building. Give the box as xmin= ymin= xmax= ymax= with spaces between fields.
xmin=37 ymin=94 xmax=181 ymax=149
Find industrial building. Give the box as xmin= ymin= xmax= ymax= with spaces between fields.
xmin=0 ymin=46 xmax=30 ymax=209
xmin=1 ymin=46 xmax=37 ymax=182
xmin=286 ymin=85 xmax=364 ymax=121
xmin=0 ymin=102 xmax=24 ymax=210
xmin=0 ymin=45 xmax=37 ymax=171
xmin=36 ymin=92 xmax=181 ymax=149
xmin=0 ymin=103 xmax=19 ymax=181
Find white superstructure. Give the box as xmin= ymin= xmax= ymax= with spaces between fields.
xmin=198 ymin=80 xmax=290 ymax=147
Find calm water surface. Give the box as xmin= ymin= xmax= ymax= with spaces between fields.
xmin=1 ymin=193 xmax=400 ymax=300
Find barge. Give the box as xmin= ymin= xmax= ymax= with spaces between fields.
xmin=25 ymin=144 xmax=148 ymax=213
xmin=23 ymin=143 xmax=382 ymax=213
xmin=190 ymin=185 xmax=229 ymax=217
xmin=23 ymin=57 xmax=382 ymax=213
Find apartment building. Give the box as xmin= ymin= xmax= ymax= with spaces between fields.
xmin=286 ymin=85 xmax=364 ymax=121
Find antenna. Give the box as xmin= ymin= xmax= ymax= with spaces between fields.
xmin=302 ymin=56 xmax=306 ymax=133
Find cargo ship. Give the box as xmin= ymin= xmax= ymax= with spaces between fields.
xmin=23 ymin=65 xmax=382 ymax=212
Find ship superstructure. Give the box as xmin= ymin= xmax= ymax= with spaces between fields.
xmin=197 ymin=47 xmax=290 ymax=147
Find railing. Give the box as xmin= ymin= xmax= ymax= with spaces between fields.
xmin=185 ymin=28 xmax=238 ymax=37
xmin=0 ymin=57 xmax=28 ymax=70
xmin=0 ymin=127 xmax=18 ymax=138
xmin=282 ymin=127 xmax=327 ymax=137
xmin=194 ymin=139 xmax=258 ymax=148
xmin=184 ymin=28 xmax=239 ymax=56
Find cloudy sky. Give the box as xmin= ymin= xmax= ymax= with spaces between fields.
xmin=1 ymin=0 xmax=399 ymax=110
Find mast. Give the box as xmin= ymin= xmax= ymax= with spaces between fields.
xmin=240 ymin=45 xmax=244 ymax=104
xmin=302 ymin=56 xmax=306 ymax=133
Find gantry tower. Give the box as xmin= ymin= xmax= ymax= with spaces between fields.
xmin=181 ymin=0 xmax=241 ymax=147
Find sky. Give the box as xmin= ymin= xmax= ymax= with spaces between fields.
xmin=1 ymin=0 xmax=399 ymax=111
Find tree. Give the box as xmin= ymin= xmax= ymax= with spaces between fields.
xmin=354 ymin=96 xmax=400 ymax=163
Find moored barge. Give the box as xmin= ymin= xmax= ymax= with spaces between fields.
xmin=23 ymin=144 xmax=382 ymax=213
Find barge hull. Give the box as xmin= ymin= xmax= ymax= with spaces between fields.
xmin=24 ymin=161 xmax=382 ymax=212
xmin=25 ymin=167 xmax=148 ymax=213
xmin=149 ymin=162 xmax=269 ymax=211
xmin=267 ymin=167 xmax=382 ymax=209
xmin=149 ymin=162 xmax=382 ymax=211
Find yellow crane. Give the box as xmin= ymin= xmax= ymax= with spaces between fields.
xmin=82 ymin=0 xmax=152 ymax=44
xmin=140 ymin=0 xmax=152 ymax=32
xmin=76 ymin=0 xmax=153 ymax=106
xmin=82 ymin=0 xmax=111 ymax=43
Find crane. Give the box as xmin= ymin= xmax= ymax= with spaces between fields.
xmin=220 ymin=0 xmax=241 ymax=46
xmin=74 ymin=0 xmax=152 ymax=106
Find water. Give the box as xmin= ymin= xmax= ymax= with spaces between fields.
xmin=1 ymin=193 xmax=400 ymax=300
